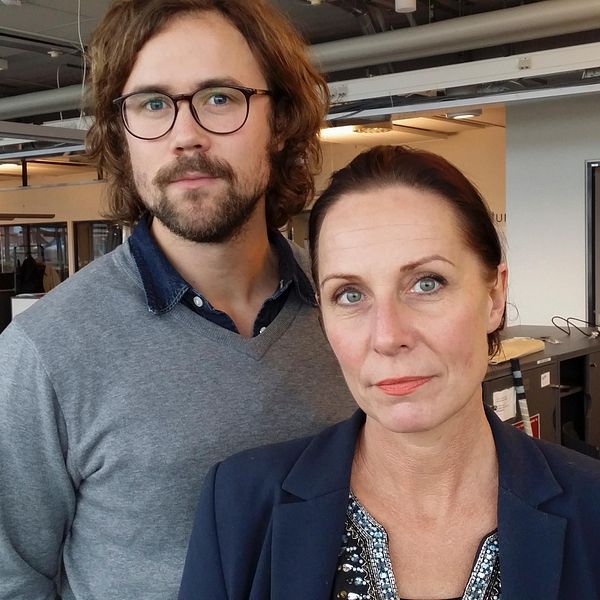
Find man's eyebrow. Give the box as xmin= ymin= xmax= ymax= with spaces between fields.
xmin=124 ymin=78 xmax=246 ymax=96
xmin=319 ymin=255 xmax=455 ymax=289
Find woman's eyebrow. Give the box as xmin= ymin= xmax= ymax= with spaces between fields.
xmin=319 ymin=255 xmax=455 ymax=289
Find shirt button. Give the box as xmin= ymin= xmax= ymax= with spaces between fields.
xmin=193 ymin=296 xmax=204 ymax=308
xmin=259 ymin=326 xmax=266 ymax=334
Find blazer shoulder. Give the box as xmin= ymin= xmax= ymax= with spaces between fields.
xmin=535 ymin=437 xmax=600 ymax=493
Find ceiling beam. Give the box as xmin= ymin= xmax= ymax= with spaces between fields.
xmin=0 ymin=120 xmax=86 ymax=143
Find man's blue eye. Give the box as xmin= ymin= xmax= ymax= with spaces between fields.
xmin=209 ymin=94 xmax=229 ymax=106
xmin=145 ymin=98 xmax=168 ymax=111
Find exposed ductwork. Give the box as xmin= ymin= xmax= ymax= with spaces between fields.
xmin=311 ymin=0 xmax=600 ymax=71
xmin=0 ymin=85 xmax=83 ymax=121
xmin=0 ymin=0 xmax=599 ymax=120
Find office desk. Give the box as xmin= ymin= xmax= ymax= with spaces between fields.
xmin=484 ymin=325 xmax=600 ymax=455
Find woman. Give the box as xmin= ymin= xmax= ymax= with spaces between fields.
xmin=179 ymin=146 xmax=600 ymax=600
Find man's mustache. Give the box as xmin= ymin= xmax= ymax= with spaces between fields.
xmin=153 ymin=155 xmax=235 ymax=188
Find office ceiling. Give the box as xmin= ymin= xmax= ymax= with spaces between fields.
xmin=0 ymin=0 xmax=599 ymax=115
xmin=0 ymin=0 xmax=597 ymax=169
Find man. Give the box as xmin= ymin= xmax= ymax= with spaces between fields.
xmin=0 ymin=1 xmax=352 ymax=598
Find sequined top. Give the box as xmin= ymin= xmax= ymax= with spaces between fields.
xmin=332 ymin=493 xmax=501 ymax=600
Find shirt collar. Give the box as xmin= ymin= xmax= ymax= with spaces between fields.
xmin=268 ymin=227 xmax=316 ymax=306
xmin=129 ymin=214 xmax=316 ymax=314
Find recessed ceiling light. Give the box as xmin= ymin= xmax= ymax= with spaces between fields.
xmin=352 ymin=125 xmax=391 ymax=134
xmin=445 ymin=109 xmax=483 ymax=120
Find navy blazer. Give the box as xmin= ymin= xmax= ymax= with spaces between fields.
xmin=179 ymin=407 xmax=600 ymax=600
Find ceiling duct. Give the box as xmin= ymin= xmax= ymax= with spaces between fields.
xmin=0 ymin=0 xmax=598 ymax=120
xmin=311 ymin=0 xmax=600 ymax=72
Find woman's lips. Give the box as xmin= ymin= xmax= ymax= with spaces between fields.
xmin=375 ymin=376 xmax=432 ymax=396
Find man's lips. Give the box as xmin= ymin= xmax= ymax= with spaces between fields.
xmin=168 ymin=173 xmax=220 ymax=189
xmin=375 ymin=376 xmax=432 ymax=396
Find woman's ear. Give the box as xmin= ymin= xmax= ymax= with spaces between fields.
xmin=487 ymin=263 xmax=508 ymax=333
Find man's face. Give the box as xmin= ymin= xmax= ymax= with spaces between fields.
xmin=121 ymin=11 xmax=274 ymax=243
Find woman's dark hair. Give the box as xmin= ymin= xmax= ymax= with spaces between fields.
xmin=86 ymin=0 xmax=329 ymax=228
xmin=308 ymin=145 xmax=505 ymax=357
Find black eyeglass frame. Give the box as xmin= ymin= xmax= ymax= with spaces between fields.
xmin=112 ymin=85 xmax=272 ymax=140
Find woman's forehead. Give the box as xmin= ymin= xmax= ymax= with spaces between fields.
xmin=318 ymin=186 xmax=459 ymax=248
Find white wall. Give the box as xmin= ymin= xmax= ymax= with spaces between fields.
xmin=505 ymin=93 xmax=600 ymax=326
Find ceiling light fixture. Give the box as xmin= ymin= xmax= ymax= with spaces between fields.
xmin=0 ymin=58 xmax=7 ymax=71
xmin=0 ymin=0 xmax=22 ymax=5
xmin=352 ymin=125 xmax=391 ymax=134
xmin=445 ymin=108 xmax=483 ymax=120
xmin=395 ymin=0 xmax=416 ymax=13
xmin=0 ymin=162 xmax=19 ymax=169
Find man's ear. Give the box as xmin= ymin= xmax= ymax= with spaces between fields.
xmin=487 ymin=263 xmax=508 ymax=333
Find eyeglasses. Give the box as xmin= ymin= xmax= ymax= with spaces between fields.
xmin=112 ymin=85 xmax=272 ymax=140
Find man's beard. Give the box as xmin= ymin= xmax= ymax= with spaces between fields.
xmin=139 ymin=153 xmax=269 ymax=244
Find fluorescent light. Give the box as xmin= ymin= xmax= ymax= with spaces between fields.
xmin=0 ymin=162 xmax=19 ymax=170
xmin=445 ymin=109 xmax=483 ymax=119
xmin=319 ymin=125 xmax=356 ymax=140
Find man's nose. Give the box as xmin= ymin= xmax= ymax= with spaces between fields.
xmin=169 ymin=101 xmax=212 ymax=154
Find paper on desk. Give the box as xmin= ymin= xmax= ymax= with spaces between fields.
xmin=492 ymin=387 xmax=517 ymax=421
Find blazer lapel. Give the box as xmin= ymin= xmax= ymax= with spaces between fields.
xmin=271 ymin=488 xmax=350 ymax=599
xmin=270 ymin=411 xmax=365 ymax=600
xmin=497 ymin=487 xmax=566 ymax=599
xmin=487 ymin=407 xmax=566 ymax=600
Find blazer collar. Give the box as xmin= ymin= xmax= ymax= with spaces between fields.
xmin=273 ymin=407 xmax=568 ymax=600
xmin=487 ymin=405 xmax=567 ymax=600
xmin=281 ymin=409 xmax=364 ymax=499
xmin=270 ymin=411 xmax=363 ymax=599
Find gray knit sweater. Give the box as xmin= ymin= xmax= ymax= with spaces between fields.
xmin=0 ymin=242 xmax=353 ymax=600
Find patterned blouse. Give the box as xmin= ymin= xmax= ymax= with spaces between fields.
xmin=332 ymin=493 xmax=501 ymax=600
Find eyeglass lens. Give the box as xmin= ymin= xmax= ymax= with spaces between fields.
xmin=121 ymin=87 xmax=250 ymax=138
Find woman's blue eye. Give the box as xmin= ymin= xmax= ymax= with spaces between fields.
xmin=338 ymin=290 xmax=362 ymax=305
xmin=412 ymin=276 xmax=441 ymax=294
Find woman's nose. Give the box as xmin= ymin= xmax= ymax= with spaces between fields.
xmin=371 ymin=300 xmax=416 ymax=356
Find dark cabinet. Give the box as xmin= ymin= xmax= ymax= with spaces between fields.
xmin=483 ymin=363 xmax=559 ymax=443
xmin=484 ymin=326 xmax=600 ymax=457
xmin=586 ymin=351 xmax=600 ymax=446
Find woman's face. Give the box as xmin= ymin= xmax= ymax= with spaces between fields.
xmin=317 ymin=185 xmax=506 ymax=435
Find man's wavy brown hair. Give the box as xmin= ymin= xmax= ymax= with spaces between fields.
xmin=86 ymin=0 xmax=329 ymax=228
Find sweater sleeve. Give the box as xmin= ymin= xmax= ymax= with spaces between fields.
xmin=0 ymin=321 xmax=76 ymax=599
xmin=178 ymin=463 xmax=228 ymax=600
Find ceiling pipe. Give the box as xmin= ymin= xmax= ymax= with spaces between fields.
xmin=311 ymin=0 xmax=600 ymax=71
xmin=0 ymin=85 xmax=82 ymax=120
xmin=0 ymin=0 xmax=599 ymax=120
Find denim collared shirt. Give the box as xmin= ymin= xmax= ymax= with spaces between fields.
xmin=129 ymin=215 xmax=315 ymax=336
